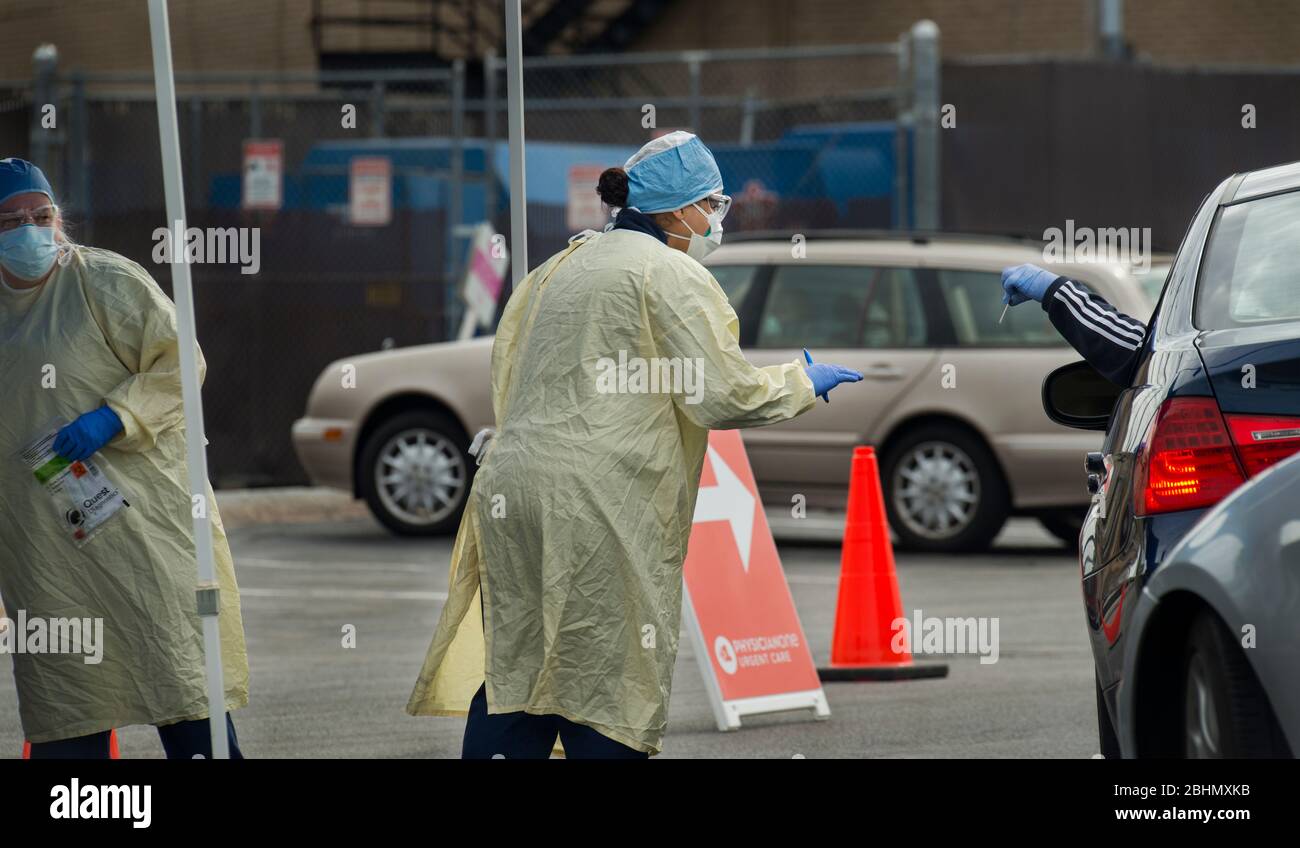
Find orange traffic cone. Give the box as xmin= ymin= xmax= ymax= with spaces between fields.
xmin=818 ymin=446 xmax=948 ymax=681
xmin=23 ymin=729 xmax=121 ymax=759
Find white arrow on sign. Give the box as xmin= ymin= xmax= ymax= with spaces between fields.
xmin=693 ymin=446 xmax=756 ymax=572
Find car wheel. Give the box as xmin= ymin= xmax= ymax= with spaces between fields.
xmin=881 ymin=425 xmax=1009 ymax=553
xmin=1038 ymin=509 xmax=1084 ymax=550
xmin=1096 ymin=674 xmax=1121 ymax=759
xmin=358 ymin=410 xmax=472 ymax=536
xmin=1181 ymin=611 xmax=1289 ymax=758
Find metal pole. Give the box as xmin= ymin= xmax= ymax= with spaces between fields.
xmin=893 ymin=34 xmax=910 ymax=229
xmin=504 ymin=0 xmax=528 ymax=285
xmin=146 ymin=0 xmax=228 ymax=759
xmin=370 ymin=80 xmax=385 ymax=138
xmin=249 ymin=80 xmax=261 ymax=139
xmin=189 ymin=95 xmax=202 ymax=209
xmin=29 ymin=45 xmax=57 ymax=171
xmin=910 ymin=20 xmax=940 ymax=231
xmin=1098 ymin=0 xmax=1125 ymax=59
xmin=448 ymin=58 xmax=465 ymax=339
xmin=484 ymin=50 xmax=498 ymax=225
xmin=687 ymin=56 xmax=702 ymax=133
xmin=739 ymin=86 xmax=756 ymax=146
xmin=70 ymin=72 xmax=90 ymax=235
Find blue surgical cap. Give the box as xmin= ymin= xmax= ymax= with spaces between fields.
xmin=624 ymin=131 xmax=723 ymax=214
xmin=0 ymin=158 xmax=54 ymax=207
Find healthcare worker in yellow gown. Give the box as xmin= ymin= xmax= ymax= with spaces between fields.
xmin=407 ymin=133 xmax=862 ymax=757
xmin=0 ymin=159 xmax=248 ymax=758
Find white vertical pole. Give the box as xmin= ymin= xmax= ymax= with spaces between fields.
xmin=146 ymin=0 xmax=228 ymax=759
xmin=503 ymin=0 xmax=528 ymax=285
xmin=910 ymin=20 xmax=941 ymax=231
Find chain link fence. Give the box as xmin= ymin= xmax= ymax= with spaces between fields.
xmin=481 ymin=42 xmax=920 ymax=259
xmin=0 ymin=34 xmax=935 ymax=486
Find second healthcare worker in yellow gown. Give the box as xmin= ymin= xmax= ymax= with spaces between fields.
xmin=407 ymin=132 xmax=862 ymax=757
xmin=0 ymin=158 xmax=248 ymax=758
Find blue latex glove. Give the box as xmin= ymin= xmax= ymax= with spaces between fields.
xmin=1000 ymin=263 xmax=1059 ymax=306
xmin=803 ymin=349 xmax=863 ymax=403
xmin=53 ymin=405 xmax=124 ymax=462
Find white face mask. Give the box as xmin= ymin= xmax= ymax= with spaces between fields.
xmin=667 ymin=202 xmax=723 ymax=261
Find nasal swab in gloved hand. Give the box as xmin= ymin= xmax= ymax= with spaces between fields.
xmin=998 ymin=302 xmax=1010 ymax=324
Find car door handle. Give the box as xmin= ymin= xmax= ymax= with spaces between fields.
xmin=862 ymin=364 xmax=905 ymax=380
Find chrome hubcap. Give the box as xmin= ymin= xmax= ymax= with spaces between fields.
xmin=375 ymin=428 xmax=466 ymax=525
xmin=1184 ymin=656 xmax=1221 ymax=758
xmin=892 ymin=441 xmax=980 ymax=539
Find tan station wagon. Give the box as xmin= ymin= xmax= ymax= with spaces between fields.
xmin=292 ymin=232 xmax=1153 ymax=552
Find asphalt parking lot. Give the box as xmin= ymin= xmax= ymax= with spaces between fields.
xmin=0 ymin=511 xmax=1097 ymax=758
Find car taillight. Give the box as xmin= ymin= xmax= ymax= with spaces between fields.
xmin=1224 ymin=413 xmax=1300 ymax=476
xmin=1136 ymin=397 xmax=1245 ymax=516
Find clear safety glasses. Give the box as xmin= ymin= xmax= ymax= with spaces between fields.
xmin=702 ymin=193 xmax=732 ymax=222
xmin=0 ymin=204 xmax=59 ymax=232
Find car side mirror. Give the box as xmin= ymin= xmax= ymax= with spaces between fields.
xmin=1042 ymin=360 xmax=1121 ymax=431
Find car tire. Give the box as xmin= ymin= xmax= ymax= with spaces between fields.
xmin=1181 ymin=611 xmax=1290 ymax=758
xmin=880 ymin=424 xmax=1009 ymax=553
xmin=1038 ymin=509 xmax=1084 ymax=550
xmin=1096 ymin=674 xmax=1121 ymax=759
xmin=358 ymin=410 xmax=473 ymax=537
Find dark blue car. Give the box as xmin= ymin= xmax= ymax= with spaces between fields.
xmin=1043 ymin=160 xmax=1300 ymax=758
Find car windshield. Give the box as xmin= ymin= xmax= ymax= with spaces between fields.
xmin=1196 ymin=189 xmax=1300 ymax=329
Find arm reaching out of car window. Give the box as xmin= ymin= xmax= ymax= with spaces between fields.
xmin=1001 ymin=263 xmax=1148 ymax=387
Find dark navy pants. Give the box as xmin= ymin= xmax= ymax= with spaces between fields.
xmin=27 ymin=713 xmax=244 ymax=759
xmin=462 ymin=683 xmax=648 ymax=759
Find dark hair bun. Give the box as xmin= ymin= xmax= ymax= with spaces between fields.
xmin=596 ymin=167 xmax=629 ymax=207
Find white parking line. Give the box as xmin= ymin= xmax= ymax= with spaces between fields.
xmin=236 ymin=557 xmax=438 ymax=575
xmin=239 ymin=554 xmax=839 ymax=589
xmin=239 ymin=587 xmax=448 ymax=601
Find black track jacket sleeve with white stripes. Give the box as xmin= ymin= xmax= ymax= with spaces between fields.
xmin=1041 ymin=276 xmax=1148 ymax=387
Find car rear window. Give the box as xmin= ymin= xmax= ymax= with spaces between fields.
xmin=1196 ymin=189 xmax=1300 ymax=329
xmin=755 ymin=264 xmax=927 ymax=349
xmin=936 ymin=269 xmax=1065 ymax=346
xmin=709 ymin=264 xmax=760 ymax=313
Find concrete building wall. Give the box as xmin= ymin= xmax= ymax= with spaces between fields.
xmin=0 ymin=0 xmax=316 ymax=80
xmin=635 ymin=0 xmax=1300 ymax=65
xmin=1 ymin=0 xmax=1297 ymax=81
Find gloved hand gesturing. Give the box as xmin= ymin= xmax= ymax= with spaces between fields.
xmin=53 ymin=405 xmax=124 ymax=462
xmin=1000 ymin=263 xmax=1059 ymax=306
xmin=803 ymin=349 xmax=863 ymax=403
